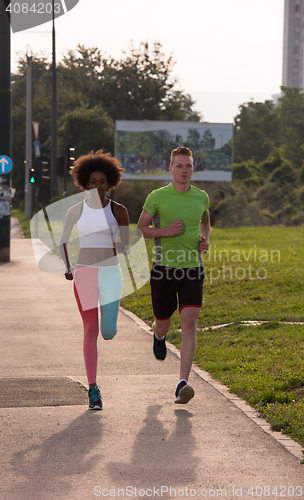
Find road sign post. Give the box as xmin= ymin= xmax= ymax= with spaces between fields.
xmin=0 ymin=155 xmax=13 ymax=175
xmin=0 ymin=2 xmax=12 ymax=262
xmin=34 ymin=141 xmax=41 ymax=158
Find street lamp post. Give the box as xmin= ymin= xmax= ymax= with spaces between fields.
xmin=50 ymin=0 xmax=57 ymax=197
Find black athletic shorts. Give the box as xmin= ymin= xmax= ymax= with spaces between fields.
xmin=150 ymin=264 xmax=205 ymax=320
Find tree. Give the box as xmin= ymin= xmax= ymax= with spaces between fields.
xmin=59 ymin=106 xmax=114 ymax=157
xmin=277 ymin=87 xmax=304 ymax=167
xmin=59 ymin=42 xmax=202 ymax=122
xmin=234 ymin=100 xmax=279 ymax=163
xmin=11 ymin=42 xmax=202 ymax=208
xmin=161 ymin=90 xmax=202 ymax=121
xmin=58 ymin=46 xmax=104 ymax=112
xmin=99 ymin=42 xmax=174 ymax=121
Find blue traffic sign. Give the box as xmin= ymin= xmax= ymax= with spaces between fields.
xmin=34 ymin=141 xmax=41 ymax=158
xmin=0 ymin=156 xmax=13 ymax=174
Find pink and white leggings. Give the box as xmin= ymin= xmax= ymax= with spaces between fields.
xmin=73 ymin=264 xmax=123 ymax=384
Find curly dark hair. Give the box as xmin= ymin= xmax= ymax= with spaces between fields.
xmin=70 ymin=150 xmax=125 ymax=190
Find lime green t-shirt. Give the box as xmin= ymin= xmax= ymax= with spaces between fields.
xmin=143 ymin=183 xmax=209 ymax=268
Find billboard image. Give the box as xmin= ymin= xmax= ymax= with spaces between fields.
xmin=115 ymin=121 xmax=233 ymax=181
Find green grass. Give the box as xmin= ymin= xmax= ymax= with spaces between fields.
xmin=12 ymin=210 xmax=304 ymax=449
xmin=11 ymin=209 xmax=31 ymax=238
xmin=121 ymin=226 xmax=304 ymax=449
xmin=194 ymin=322 xmax=304 ymax=447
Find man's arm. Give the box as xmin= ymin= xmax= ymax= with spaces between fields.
xmin=137 ymin=210 xmax=183 ymax=239
xmin=199 ymin=210 xmax=210 ymax=254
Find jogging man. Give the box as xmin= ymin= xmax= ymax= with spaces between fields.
xmin=137 ymin=147 xmax=210 ymax=404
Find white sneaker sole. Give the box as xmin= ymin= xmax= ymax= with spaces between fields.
xmin=174 ymin=384 xmax=195 ymax=404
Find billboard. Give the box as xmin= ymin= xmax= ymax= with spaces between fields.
xmin=115 ymin=120 xmax=233 ymax=181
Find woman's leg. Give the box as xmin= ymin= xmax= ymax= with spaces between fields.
xmin=74 ymin=266 xmax=99 ymax=385
xmin=100 ymin=300 xmax=120 ymax=340
xmin=98 ymin=265 xmax=123 ymax=340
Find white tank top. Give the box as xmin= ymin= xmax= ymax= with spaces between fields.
xmin=76 ymin=200 xmax=119 ymax=248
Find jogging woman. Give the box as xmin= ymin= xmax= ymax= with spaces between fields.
xmin=60 ymin=150 xmax=130 ymax=410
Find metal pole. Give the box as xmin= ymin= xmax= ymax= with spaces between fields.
xmin=35 ymin=187 xmax=39 ymax=238
xmin=25 ymin=55 xmax=32 ymax=219
xmin=50 ymin=0 xmax=57 ymax=198
xmin=0 ymin=1 xmax=12 ymax=261
xmin=63 ymin=145 xmax=67 ymax=198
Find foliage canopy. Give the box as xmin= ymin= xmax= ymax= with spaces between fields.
xmin=11 ymin=42 xmax=201 ymax=207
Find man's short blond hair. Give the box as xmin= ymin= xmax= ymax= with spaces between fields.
xmin=170 ymin=147 xmax=193 ymax=166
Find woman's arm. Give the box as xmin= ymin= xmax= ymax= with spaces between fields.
xmin=112 ymin=201 xmax=130 ymax=253
xmin=59 ymin=202 xmax=82 ymax=278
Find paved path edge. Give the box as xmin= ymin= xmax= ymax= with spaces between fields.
xmin=119 ymin=306 xmax=304 ymax=462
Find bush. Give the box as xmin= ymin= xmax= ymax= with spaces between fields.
xmin=243 ymin=175 xmax=264 ymax=187
xmin=233 ymin=162 xmax=255 ymax=180
xmin=299 ymin=188 xmax=304 ymax=205
xmin=255 ymin=183 xmax=284 ymax=211
xmin=299 ymin=165 xmax=304 ymax=184
xmin=115 ymin=179 xmax=162 ymax=223
xmin=270 ymin=161 xmax=297 ymax=184
xmin=261 ymin=150 xmax=283 ymax=175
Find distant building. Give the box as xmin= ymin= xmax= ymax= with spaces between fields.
xmin=282 ymin=0 xmax=304 ymax=88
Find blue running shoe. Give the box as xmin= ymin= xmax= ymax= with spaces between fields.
xmin=88 ymin=386 xmax=103 ymax=410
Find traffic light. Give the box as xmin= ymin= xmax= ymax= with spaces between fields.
xmin=29 ymin=159 xmax=43 ymax=184
xmin=41 ymin=161 xmax=50 ymax=181
xmin=56 ymin=147 xmax=75 ymax=177
xmin=30 ymin=160 xmax=48 ymax=185
xmin=66 ymin=146 xmax=75 ymax=173
xmin=29 ymin=166 xmax=36 ymax=184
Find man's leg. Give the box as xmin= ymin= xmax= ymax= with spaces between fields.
xmin=174 ymin=306 xmax=200 ymax=404
xmin=179 ymin=306 xmax=201 ymax=381
xmin=150 ymin=264 xmax=176 ymax=360
xmin=152 ymin=317 xmax=171 ymax=360
xmin=153 ymin=317 xmax=171 ymax=339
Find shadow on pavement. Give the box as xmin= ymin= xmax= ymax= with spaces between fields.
xmin=8 ymin=411 xmax=103 ymax=499
xmin=107 ymin=405 xmax=198 ymax=490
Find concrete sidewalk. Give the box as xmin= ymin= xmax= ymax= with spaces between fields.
xmin=0 ymin=236 xmax=303 ymax=500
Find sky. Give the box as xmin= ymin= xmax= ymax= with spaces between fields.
xmin=10 ymin=0 xmax=285 ymax=123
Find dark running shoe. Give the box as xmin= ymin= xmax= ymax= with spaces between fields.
xmin=174 ymin=380 xmax=195 ymax=404
xmin=153 ymin=333 xmax=167 ymax=360
xmin=88 ymin=386 xmax=103 ymax=410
